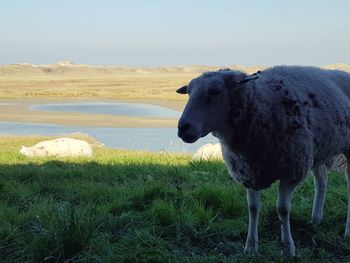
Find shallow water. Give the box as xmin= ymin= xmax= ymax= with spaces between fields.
xmin=31 ymin=101 xmax=181 ymax=118
xmin=0 ymin=121 xmax=218 ymax=153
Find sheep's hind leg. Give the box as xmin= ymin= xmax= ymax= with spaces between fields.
xmin=244 ymin=189 xmax=261 ymax=254
xmin=311 ymin=164 xmax=328 ymax=224
xmin=277 ymin=180 xmax=297 ymax=257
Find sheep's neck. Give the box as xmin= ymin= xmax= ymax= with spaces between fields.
xmin=223 ymin=82 xmax=256 ymax=155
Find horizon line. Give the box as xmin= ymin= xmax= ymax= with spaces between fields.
xmin=1 ymin=60 xmax=349 ymax=68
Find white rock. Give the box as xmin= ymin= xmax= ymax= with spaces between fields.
xmin=20 ymin=137 xmax=93 ymax=157
xmin=192 ymin=143 xmax=222 ymax=161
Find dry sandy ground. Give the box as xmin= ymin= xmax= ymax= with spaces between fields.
xmin=0 ymin=98 xmax=185 ymax=128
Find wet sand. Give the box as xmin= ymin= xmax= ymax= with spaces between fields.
xmin=0 ymin=98 xmax=186 ymax=128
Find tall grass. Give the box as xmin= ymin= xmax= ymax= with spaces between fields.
xmin=0 ymin=136 xmax=350 ymax=262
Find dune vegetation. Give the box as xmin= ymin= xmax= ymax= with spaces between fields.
xmin=0 ymin=73 xmax=192 ymax=102
xmin=0 ymin=136 xmax=350 ymax=262
xmin=0 ymin=62 xmax=277 ymax=102
xmin=0 ymin=62 xmax=218 ymax=101
xmin=0 ymin=62 xmax=349 ymax=103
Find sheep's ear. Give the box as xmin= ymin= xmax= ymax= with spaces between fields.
xmin=20 ymin=146 xmax=27 ymax=154
xmin=176 ymin=85 xmax=188 ymax=94
xmin=232 ymin=73 xmax=259 ymax=85
xmin=240 ymin=74 xmax=259 ymax=84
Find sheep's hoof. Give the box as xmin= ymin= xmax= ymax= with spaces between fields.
xmin=281 ymin=242 xmax=296 ymax=257
xmin=310 ymin=216 xmax=322 ymax=225
xmin=244 ymin=240 xmax=258 ymax=255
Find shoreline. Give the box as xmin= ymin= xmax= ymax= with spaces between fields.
xmin=0 ymin=98 xmax=186 ymax=128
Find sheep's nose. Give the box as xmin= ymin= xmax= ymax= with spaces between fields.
xmin=178 ymin=122 xmax=191 ymax=133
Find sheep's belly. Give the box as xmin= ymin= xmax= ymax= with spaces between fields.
xmin=221 ymin=148 xmax=278 ymax=190
xmin=228 ymin=162 xmax=278 ymax=190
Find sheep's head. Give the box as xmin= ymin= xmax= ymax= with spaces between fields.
xmin=20 ymin=146 xmax=33 ymax=156
xmin=177 ymin=70 xmax=257 ymax=143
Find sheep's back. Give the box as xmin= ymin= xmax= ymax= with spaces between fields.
xmin=225 ymin=66 xmax=350 ymax=189
xmin=263 ymin=67 xmax=350 ymax=164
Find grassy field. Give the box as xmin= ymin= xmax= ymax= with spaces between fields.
xmin=0 ymin=136 xmax=350 ymax=262
xmin=0 ymin=63 xmax=348 ymax=102
xmin=0 ymin=74 xmax=193 ymax=102
xmin=0 ymin=64 xmax=208 ymax=101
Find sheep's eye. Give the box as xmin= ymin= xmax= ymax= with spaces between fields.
xmin=206 ymin=84 xmax=222 ymax=98
xmin=206 ymin=94 xmax=216 ymax=104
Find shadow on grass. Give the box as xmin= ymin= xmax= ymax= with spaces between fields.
xmin=0 ymin=160 xmax=349 ymax=262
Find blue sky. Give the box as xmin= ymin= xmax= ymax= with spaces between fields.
xmin=1 ymin=0 xmax=349 ymax=66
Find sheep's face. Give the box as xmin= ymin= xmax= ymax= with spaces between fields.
xmin=20 ymin=146 xmax=33 ymax=157
xmin=177 ymin=73 xmax=231 ymax=143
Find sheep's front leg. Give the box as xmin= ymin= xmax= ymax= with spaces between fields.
xmin=311 ymin=164 xmax=328 ymax=224
xmin=277 ymin=181 xmax=297 ymax=257
xmin=244 ymin=189 xmax=260 ymax=254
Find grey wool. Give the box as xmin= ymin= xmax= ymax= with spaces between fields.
xmin=221 ymin=66 xmax=350 ymax=190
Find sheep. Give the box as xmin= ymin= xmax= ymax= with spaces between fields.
xmin=192 ymin=143 xmax=222 ymax=160
xmin=194 ymin=143 xmax=346 ymax=170
xmin=176 ymin=66 xmax=350 ymax=256
xmin=20 ymin=137 xmax=93 ymax=157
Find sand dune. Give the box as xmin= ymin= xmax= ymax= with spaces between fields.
xmin=0 ymin=61 xmax=267 ymax=76
xmin=0 ymin=61 xmax=349 ymax=76
xmin=323 ymin=63 xmax=350 ymax=72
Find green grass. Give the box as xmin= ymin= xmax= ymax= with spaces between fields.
xmin=0 ymin=136 xmax=350 ymax=262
